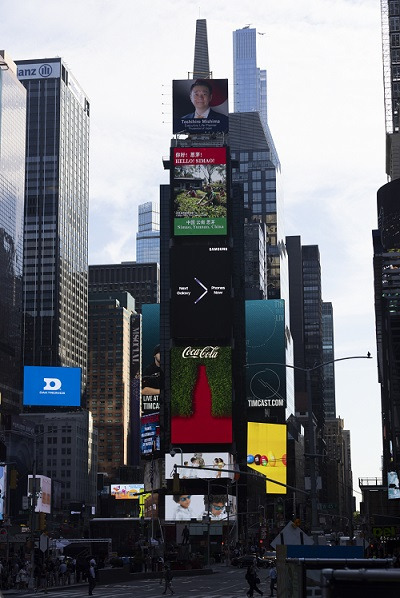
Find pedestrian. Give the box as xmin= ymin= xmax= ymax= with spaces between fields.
xmin=245 ymin=562 xmax=263 ymax=597
xmin=161 ymin=564 xmax=174 ymax=595
xmin=268 ymin=563 xmax=277 ymax=597
xmin=181 ymin=525 xmax=190 ymax=545
xmin=88 ymin=559 xmax=96 ymax=596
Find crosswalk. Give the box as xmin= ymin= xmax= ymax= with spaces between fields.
xmin=11 ymin=567 xmax=260 ymax=598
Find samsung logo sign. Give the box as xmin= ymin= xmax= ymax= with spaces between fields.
xmin=17 ymin=62 xmax=60 ymax=80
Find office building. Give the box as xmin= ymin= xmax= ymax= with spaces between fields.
xmin=244 ymin=222 xmax=268 ymax=299
xmin=89 ymin=262 xmax=160 ymax=311
xmin=16 ymin=57 xmax=90 ymax=386
xmin=87 ymin=292 xmax=138 ymax=478
xmin=22 ymin=410 xmax=97 ymax=507
xmin=233 ymin=26 xmax=267 ymax=124
xmin=136 ymin=201 xmax=160 ymax=264
xmin=324 ymin=417 xmax=353 ymax=530
xmin=0 ymin=51 xmax=26 ymax=412
xmin=322 ymin=302 xmax=336 ymax=419
xmin=381 ymin=0 xmax=400 ymax=179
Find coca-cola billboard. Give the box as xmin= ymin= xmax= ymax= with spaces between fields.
xmin=171 ymin=345 xmax=232 ymax=444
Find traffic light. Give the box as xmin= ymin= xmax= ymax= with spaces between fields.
xmin=9 ymin=469 xmax=18 ymax=490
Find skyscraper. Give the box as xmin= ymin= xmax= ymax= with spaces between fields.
xmin=233 ymin=27 xmax=267 ymax=123
xmin=381 ymin=0 xmax=400 ymax=179
xmin=16 ymin=58 xmax=90 ymax=385
xmin=87 ymin=292 xmax=137 ymax=478
xmin=322 ymin=301 xmax=336 ymax=419
xmin=136 ymin=201 xmax=160 ymax=264
xmin=0 ymin=51 xmax=26 ymax=412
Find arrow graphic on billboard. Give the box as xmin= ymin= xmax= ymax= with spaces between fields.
xmin=194 ymin=277 xmax=208 ymax=304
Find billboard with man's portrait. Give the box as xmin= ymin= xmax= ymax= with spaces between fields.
xmin=173 ymin=78 xmax=229 ymax=134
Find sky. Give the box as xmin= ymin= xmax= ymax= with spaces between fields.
xmin=2 ymin=0 xmax=385 ymax=506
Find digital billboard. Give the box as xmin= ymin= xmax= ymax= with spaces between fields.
xmin=23 ymin=366 xmax=81 ymax=407
xmin=172 ymin=147 xmax=227 ymax=236
xmin=245 ymin=300 xmax=287 ymax=413
xmin=247 ymin=422 xmax=287 ymax=494
xmin=171 ymin=345 xmax=232 ymax=444
xmin=388 ymin=471 xmax=400 ymax=499
xmin=165 ymin=452 xmax=234 ymax=480
xmin=28 ymin=475 xmax=51 ymax=513
xmin=141 ymin=413 xmax=160 ymax=455
xmin=110 ymin=484 xmax=144 ymax=499
xmin=141 ymin=304 xmax=161 ymax=455
xmin=165 ymin=494 xmax=236 ymax=522
xmin=170 ymin=244 xmax=231 ymax=339
xmin=173 ymin=79 xmax=229 ymax=135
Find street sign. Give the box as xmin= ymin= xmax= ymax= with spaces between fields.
xmin=39 ymin=533 xmax=49 ymax=553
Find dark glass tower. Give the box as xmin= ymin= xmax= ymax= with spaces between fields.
xmin=0 ymin=52 xmax=26 ymax=412
xmin=16 ymin=58 xmax=90 ymax=386
xmin=322 ymin=301 xmax=336 ymax=419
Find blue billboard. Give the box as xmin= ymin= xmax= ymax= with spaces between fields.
xmin=23 ymin=366 xmax=81 ymax=407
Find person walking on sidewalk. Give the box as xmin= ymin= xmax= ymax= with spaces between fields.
xmin=268 ymin=563 xmax=277 ymax=597
xmin=161 ymin=564 xmax=174 ymax=595
xmin=88 ymin=559 xmax=96 ymax=596
xmin=245 ymin=562 xmax=263 ymax=597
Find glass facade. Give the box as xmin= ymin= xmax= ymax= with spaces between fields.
xmin=17 ymin=58 xmax=90 ymax=388
xmin=233 ymin=27 xmax=267 ymax=124
xmin=136 ymin=201 xmax=160 ymax=263
xmin=322 ymin=301 xmax=336 ymax=419
xmin=0 ymin=53 xmax=26 ymax=411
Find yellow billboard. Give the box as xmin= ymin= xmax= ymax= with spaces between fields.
xmin=247 ymin=422 xmax=287 ymax=494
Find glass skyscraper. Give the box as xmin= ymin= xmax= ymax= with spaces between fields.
xmin=136 ymin=201 xmax=160 ymax=264
xmin=16 ymin=58 xmax=90 ymax=386
xmin=233 ymin=27 xmax=267 ymax=123
xmin=0 ymin=51 xmax=26 ymax=412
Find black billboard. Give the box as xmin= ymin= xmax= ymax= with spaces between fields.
xmin=170 ymin=244 xmax=231 ymax=340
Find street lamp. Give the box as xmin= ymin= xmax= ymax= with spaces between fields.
xmin=255 ymin=354 xmax=372 ymax=532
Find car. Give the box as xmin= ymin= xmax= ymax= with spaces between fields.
xmin=231 ymin=554 xmax=268 ymax=568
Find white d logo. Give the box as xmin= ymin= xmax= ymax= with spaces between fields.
xmin=43 ymin=378 xmax=62 ymax=391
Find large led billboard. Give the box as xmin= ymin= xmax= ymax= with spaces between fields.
xmin=172 ymin=147 xmax=227 ymax=236
xmin=141 ymin=304 xmax=161 ymax=455
xmin=165 ymin=494 xmax=236 ymax=522
xmin=165 ymin=452 xmax=234 ymax=480
xmin=247 ymin=422 xmax=287 ymax=494
xmin=141 ymin=413 xmax=160 ymax=455
xmin=173 ymin=79 xmax=229 ymax=135
xmin=170 ymin=244 xmax=231 ymax=339
xmin=171 ymin=345 xmax=232 ymax=444
xmin=23 ymin=366 xmax=81 ymax=407
xmin=110 ymin=484 xmax=144 ymax=499
xmin=245 ymin=300 xmax=286 ymax=413
xmin=28 ymin=475 xmax=51 ymax=513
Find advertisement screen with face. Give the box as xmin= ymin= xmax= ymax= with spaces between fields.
xmin=173 ymin=79 xmax=229 ymax=134
xmin=247 ymin=422 xmax=287 ymax=494
xmin=165 ymin=494 xmax=236 ymax=521
xmin=165 ymin=452 xmax=234 ymax=480
xmin=172 ymin=147 xmax=228 ymax=236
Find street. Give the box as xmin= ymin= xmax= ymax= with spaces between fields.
xmin=2 ymin=565 xmax=272 ymax=598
